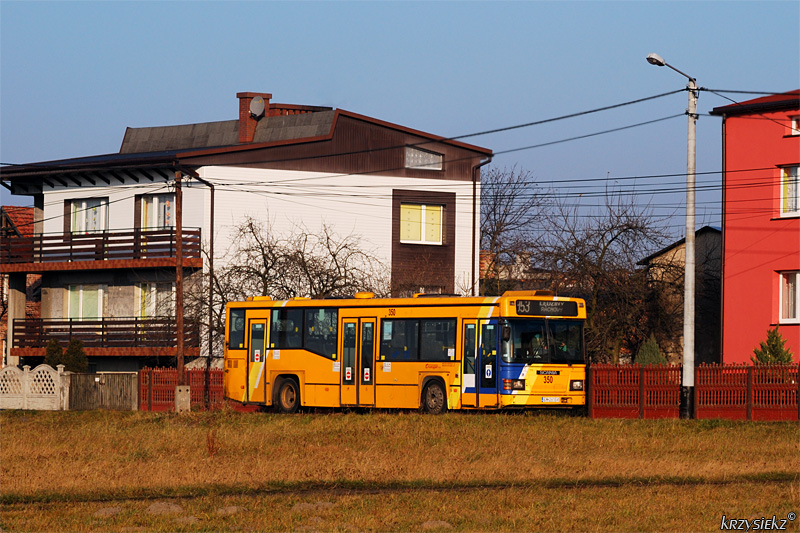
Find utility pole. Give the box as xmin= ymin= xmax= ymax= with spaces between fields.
xmin=647 ymin=53 xmax=698 ymax=418
xmin=174 ymin=170 xmax=190 ymax=412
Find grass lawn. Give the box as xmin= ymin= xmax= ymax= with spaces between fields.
xmin=1 ymin=409 xmax=798 ymax=531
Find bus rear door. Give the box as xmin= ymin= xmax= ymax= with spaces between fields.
xmin=246 ymin=319 xmax=268 ymax=404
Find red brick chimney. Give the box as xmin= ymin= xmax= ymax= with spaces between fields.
xmin=237 ymin=92 xmax=272 ymax=143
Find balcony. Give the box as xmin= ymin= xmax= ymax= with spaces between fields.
xmin=0 ymin=228 xmax=202 ymax=273
xmin=11 ymin=317 xmax=200 ymax=357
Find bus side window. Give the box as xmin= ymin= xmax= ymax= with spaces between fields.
xmin=380 ymin=319 xmax=419 ymax=361
xmin=304 ymin=308 xmax=338 ymax=359
xmin=270 ymin=308 xmax=303 ymax=348
xmin=228 ymin=308 xmax=246 ymax=349
xmin=419 ymin=319 xmax=456 ymax=361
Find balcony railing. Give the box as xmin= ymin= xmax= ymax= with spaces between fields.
xmin=12 ymin=317 xmax=200 ymax=350
xmin=0 ymin=228 xmax=201 ymax=266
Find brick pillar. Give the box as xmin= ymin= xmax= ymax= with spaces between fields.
xmin=6 ymin=273 xmax=26 ymax=367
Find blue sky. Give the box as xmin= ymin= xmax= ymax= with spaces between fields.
xmin=1 ymin=1 xmax=798 ymax=236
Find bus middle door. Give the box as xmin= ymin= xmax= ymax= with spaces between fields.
xmin=341 ymin=319 xmax=358 ymax=406
xmin=477 ymin=319 xmax=499 ymax=407
xmin=341 ymin=318 xmax=376 ymax=407
xmin=359 ymin=319 xmax=376 ymax=406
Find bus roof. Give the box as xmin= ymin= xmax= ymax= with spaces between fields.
xmin=226 ymin=290 xmax=585 ymax=310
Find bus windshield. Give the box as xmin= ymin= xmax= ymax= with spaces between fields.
xmin=503 ymin=319 xmax=584 ymax=364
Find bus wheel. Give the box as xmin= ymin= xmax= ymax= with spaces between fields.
xmin=422 ymin=381 xmax=447 ymax=415
xmin=274 ymin=378 xmax=300 ymax=414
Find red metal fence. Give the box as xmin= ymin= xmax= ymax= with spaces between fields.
xmin=139 ymin=367 xmax=225 ymax=411
xmin=590 ymin=363 xmax=798 ymax=420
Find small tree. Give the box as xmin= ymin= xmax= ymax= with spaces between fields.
xmin=62 ymin=339 xmax=89 ymax=373
xmin=635 ymin=334 xmax=667 ymax=365
xmin=751 ymin=326 xmax=794 ymax=365
xmin=43 ymin=338 xmax=64 ymax=368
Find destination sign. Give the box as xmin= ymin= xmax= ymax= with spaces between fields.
xmin=515 ymin=299 xmax=579 ymax=317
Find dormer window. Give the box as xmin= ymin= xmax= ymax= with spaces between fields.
xmin=405 ymin=147 xmax=443 ymax=171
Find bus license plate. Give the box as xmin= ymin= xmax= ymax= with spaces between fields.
xmin=541 ymin=397 xmax=560 ymax=403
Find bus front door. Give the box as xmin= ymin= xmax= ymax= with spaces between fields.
xmin=460 ymin=320 xmax=478 ymax=408
xmin=246 ymin=319 xmax=268 ymax=404
xmin=477 ymin=319 xmax=499 ymax=407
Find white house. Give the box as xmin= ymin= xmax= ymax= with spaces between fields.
xmin=0 ymin=91 xmax=492 ymax=371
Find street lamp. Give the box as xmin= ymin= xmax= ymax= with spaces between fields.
xmin=647 ymin=52 xmax=698 ymax=420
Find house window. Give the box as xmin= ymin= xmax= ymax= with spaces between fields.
xmin=137 ymin=282 xmax=175 ymax=317
xmin=68 ymin=284 xmax=103 ymax=320
xmin=400 ymin=203 xmax=443 ymax=245
xmin=141 ymin=194 xmax=175 ymax=230
xmin=781 ymin=166 xmax=799 ymax=216
xmin=71 ymin=198 xmax=108 ymax=234
xmin=790 ymin=116 xmax=800 ymax=136
xmin=405 ymin=147 xmax=443 ymax=171
xmin=781 ymin=272 xmax=799 ymax=323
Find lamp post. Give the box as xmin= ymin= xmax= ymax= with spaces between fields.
xmin=647 ymin=53 xmax=698 ymax=419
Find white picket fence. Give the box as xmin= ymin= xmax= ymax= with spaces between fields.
xmin=0 ymin=364 xmax=70 ymax=410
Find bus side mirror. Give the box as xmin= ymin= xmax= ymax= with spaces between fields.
xmin=502 ymin=326 xmax=511 ymax=342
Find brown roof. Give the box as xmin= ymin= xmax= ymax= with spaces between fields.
xmin=120 ymin=108 xmax=337 ymax=155
xmin=1 ymin=206 xmax=34 ymax=237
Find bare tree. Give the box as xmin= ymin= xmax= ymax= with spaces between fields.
xmin=537 ymin=192 xmax=672 ymax=363
xmin=480 ymin=166 xmax=547 ymax=295
xmin=185 ymin=217 xmax=389 ymax=358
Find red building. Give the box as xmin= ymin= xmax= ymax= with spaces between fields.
xmin=711 ymin=90 xmax=800 ymax=363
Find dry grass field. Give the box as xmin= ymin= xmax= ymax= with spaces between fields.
xmin=1 ymin=408 xmax=798 ymax=532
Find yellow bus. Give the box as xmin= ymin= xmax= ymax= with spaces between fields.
xmin=223 ymin=290 xmax=586 ymax=414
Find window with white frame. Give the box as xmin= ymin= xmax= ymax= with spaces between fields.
xmin=68 ymin=284 xmax=104 ymax=320
xmin=405 ymin=147 xmax=443 ymax=171
xmin=141 ymin=194 xmax=175 ymax=230
xmin=781 ymin=166 xmax=799 ymax=216
xmin=137 ymin=282 xmax=175 ymax=317
xmin=780 ymin=272 xmax=799 ymax=323
xmin=400 ymin=203 xmax=443 ymax=245
xmin=71 ymin=198 xmax=108 ymax=234
xmin=790 ymin=116 xmax=800 ymax=136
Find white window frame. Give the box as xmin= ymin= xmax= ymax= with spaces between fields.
xmin=779 ymin=271 xmax=799 ymax=324
xmin=399 ymin=203 xmax=443 ymax=245
xmin=780 ymin=166 xmax=799 ymax=216
xmin=136 ymin=282 xmax=175 ymax=318
xmin=70 ymin=198 xmax=108 ymax=234
xmin=141 ymin=193 xmax=175 ymax=230
xmin=790 ymin=116 xmax=800 ymax=136
xmin=68 ymin=284 xmax=104 ymax=320
xmin=405 ymin=147 xmax=443 ymax=171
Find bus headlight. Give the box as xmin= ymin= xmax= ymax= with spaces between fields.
xmin=569 ymin=380 xmax=584 ymax=391
xmin=503 ymin=379 xmax=525 ymax=391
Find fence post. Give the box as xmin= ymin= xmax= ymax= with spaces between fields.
xmin=22 ymin=365 xmax=30 ymax=410
xmin=639 ymin=365 xmax=645 ymax=419
xmin=148 ymin=368 xmax=153 ymax=412
xmin=585 ymin=365 xmax=593 ymax=418
xmin=693 ymin=364 xmax=698 ymax=420
xmin=746 ymin=366 xmax=753 ymax=421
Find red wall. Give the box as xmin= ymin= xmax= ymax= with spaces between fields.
xmin=722 ymin=108 xmax=800 ymax=363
